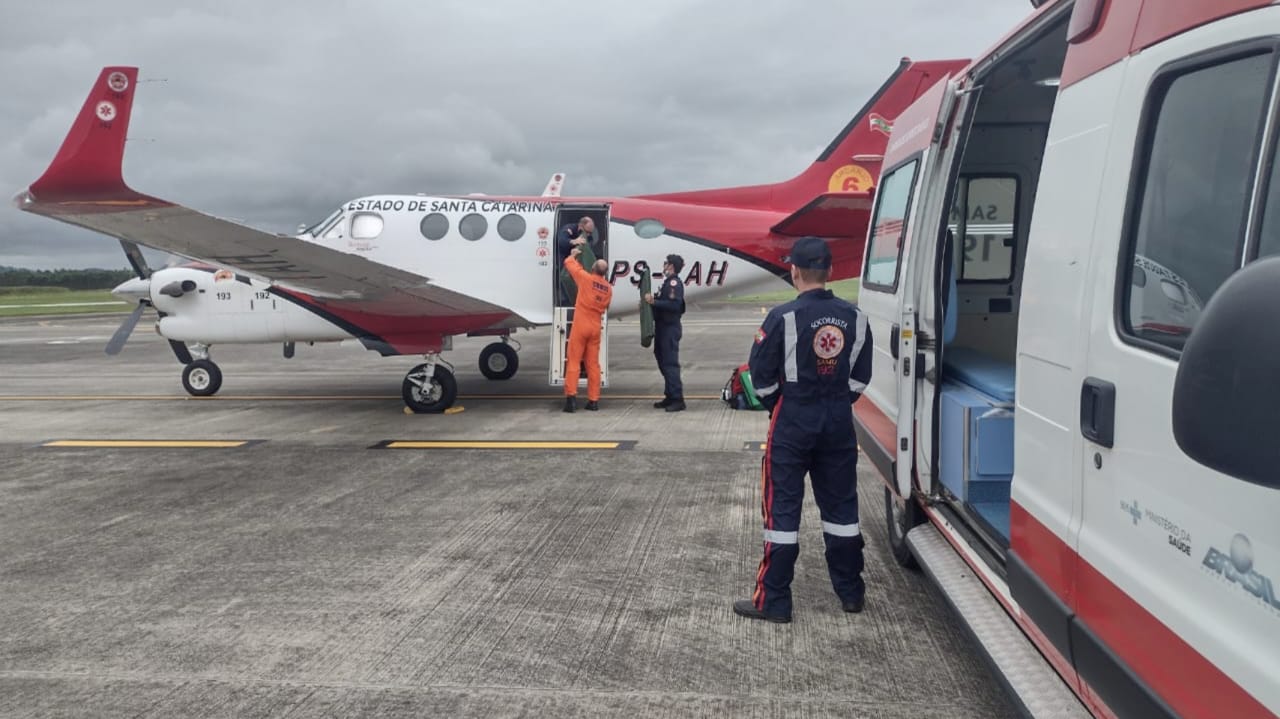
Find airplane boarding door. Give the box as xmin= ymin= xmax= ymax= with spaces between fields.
xmin=549 ymin=203 xmax=611 ymax=387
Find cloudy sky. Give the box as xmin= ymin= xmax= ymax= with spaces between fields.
xmin=1 ymin=1 xmax=1031 ymax=270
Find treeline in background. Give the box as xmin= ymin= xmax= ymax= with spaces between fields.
xmin=0 ymin=266 xmax=133 ymax=290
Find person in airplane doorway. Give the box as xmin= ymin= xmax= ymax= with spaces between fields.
xmin=557 ymin=216 xmax=601 ymax=305
xmin=734 ymin=236 xmax=873 ymax=623
xmin=562 ymin=245 xmax=613 ymax=413
xmin=645 ymin=254 xmax=686 ymax=412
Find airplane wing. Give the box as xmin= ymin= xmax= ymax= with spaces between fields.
xmin=541 ymin=172 xmax=566 ymax=197
xmin=769 ymin=192 xmax=875 ymax=238
xmin=15 ymin=67 xmax=527 ymax=333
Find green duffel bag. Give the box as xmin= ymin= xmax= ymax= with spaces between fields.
xmin=738 ymin=366 xmax=766 ymax=410
xmin=558 ymin=241 xmax=598 ymax=304
xmin=639 ymin=271 xmax=655 ymax=348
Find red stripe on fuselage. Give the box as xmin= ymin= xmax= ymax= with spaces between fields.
xmin=468 ymin=194 xmax=868 ymax=282
xmin=273 ymin=288 xmax=513 ymax=355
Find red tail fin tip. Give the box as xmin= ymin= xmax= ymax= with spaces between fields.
xmin=634 ymin=58 xmax=969 ymax=212
xmin=28 ymin=66 xmax=139 ymax=202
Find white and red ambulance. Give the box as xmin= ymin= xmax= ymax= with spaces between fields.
xmin=853 ymin=1 xmax=1280 ymax=717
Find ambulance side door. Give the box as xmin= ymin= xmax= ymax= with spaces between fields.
xmin=1075 ymin=15 xmax=1280 ymax=717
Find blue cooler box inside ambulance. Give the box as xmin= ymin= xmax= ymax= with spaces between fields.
xmin=939 ymin=350 xmax=1016 ymax=539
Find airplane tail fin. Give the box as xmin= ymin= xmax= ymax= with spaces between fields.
xmin=541 ymin=172 xmax=566 ymax=197
xmin=25 ymin=67 xmax=140 ymax=203
xmin=634 ymin=57 xmax=969 ymax=213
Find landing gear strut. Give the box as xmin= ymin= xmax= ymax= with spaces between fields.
xmin=402 ymin=355 xmax=458 ymax=413
xmin=479 ymin=339 xmax=519 ymax=380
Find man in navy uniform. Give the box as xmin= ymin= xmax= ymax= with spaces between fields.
xmin=557 ymin=216 xmax=598 ymax=257
xmin=645 ymin=254 xmax=686 ymax=412
xmin=734 ymin=236 xmax=873 ymax=623
xmin=557 ymin=216 xmax=602 ymax=305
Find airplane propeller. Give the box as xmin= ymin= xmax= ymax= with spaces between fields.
xmin=106 ymin=240 xmax=193 ymax=363
xmin=105 ymin=302 xmax=146 ymax=356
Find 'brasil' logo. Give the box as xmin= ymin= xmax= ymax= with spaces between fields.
xmin=1202 ymin=534 xmax=1280 ymax=616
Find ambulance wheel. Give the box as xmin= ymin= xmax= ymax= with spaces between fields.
xmin=479 ymin=342 xmax=519 ymax=380
xmin=182 ymin=359 xmax=222 ymax=397
xmin=885 ymin=486 xmax=922 ymax=570
xmin=402 ymin=363 xmax=457 ymax=413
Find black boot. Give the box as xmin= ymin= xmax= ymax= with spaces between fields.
xmin=653 ymin=397 xmax=672 ymax=409
xmin=732 ymin=599 xmax=790 ymax=623
xmin=563 ymin=396 xmax=576 ymax=413
xmin=664 ymin=399 xmax=686 ymax=412
xmin=585 ymin=400 xmax=599 ymax=411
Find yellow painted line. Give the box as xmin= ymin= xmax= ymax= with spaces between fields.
xmin=42 ymin=440 xmax=253 ymax=448
xmin=377 ymin=440 xmax=633 ymax=450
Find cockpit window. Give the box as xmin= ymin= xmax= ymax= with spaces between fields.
xmin=323 ymin=217 xmax=344 ymax=240
xmin=305 ymin=209 xmax=343 ymax=238
xmin=350 ymin=212 xmax=384 ymax=240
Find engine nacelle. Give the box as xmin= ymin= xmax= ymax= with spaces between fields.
xmin=149 ymin=267 xmax=351 ymax=344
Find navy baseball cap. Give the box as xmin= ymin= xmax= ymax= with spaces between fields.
xmin=784 ymin=236 xmax=832 ymax=270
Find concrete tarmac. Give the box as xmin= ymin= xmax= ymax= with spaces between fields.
xmin=0 ymin=304 xmax=1017 ymax=717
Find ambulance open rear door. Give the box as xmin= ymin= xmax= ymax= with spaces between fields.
xmin=879 ymin=74 xmax=966 ymax=500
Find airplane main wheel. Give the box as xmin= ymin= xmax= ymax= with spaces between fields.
xmin=479 ymin=342 xmax=519 ymax=380
xmin=402 ymin=363 xmax=458 ymax=413
xmin=182 ymin=359 xmax=223 ymax=397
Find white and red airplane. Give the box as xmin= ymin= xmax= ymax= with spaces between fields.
xmin=14 ymin=59 xmax=965 ymax=412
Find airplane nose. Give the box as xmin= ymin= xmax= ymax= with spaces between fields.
xmin=111 ymin=276 xmax=151 ymax=303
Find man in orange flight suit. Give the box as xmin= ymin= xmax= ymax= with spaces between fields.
xmin=563 ymin=245 xmax=613 ymax=413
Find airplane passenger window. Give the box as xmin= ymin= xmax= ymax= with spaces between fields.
xmin=1122 ymin=50 xmax=1273 ymax=354
xmin=497 ymin=213 xmax=526 ymax=241
xmin=459 ymin=213 xmax=488 ymax=241
xmin=350 ymin=212 xmax=384 ymax=240
xmin=420 ymin=213 xmax=449 ymax=241
xmin=863 ymin=159 xmax=919 ymax=290
xmin=634 ymin=219 xmax=666 ymax=239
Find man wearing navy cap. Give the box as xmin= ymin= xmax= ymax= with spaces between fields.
xmin=644 ymin=253 xmax=686 ymax=412
xmin=734 ymin=235 xmax=874 ymax=623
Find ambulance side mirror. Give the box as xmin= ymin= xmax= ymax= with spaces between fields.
xmin=1172 ymin=256 xmax=1280 ymax=489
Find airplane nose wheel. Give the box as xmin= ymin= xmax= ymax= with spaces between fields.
xmin=479 ymin=342 xmax=519 ymax=380
xmin=182 ymin=359 xmax=223 ymax=397
xmin=402 ymin=362 xmax=458 ymax=413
